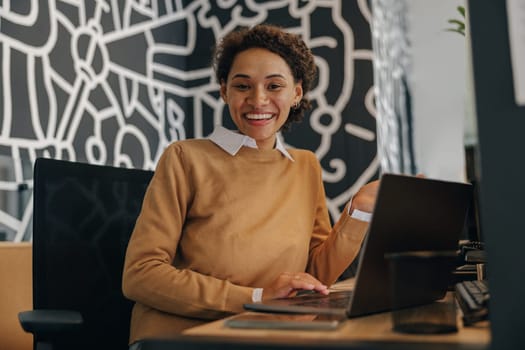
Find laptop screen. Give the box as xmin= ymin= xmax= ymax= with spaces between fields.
xmin=348 ymin=174 xmax=472 ymax=316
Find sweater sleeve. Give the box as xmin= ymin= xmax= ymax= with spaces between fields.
xmin=122 ymin=144 xmax=252 ymax=320
xmin=305 ymin=160 xmax=369 ymax=286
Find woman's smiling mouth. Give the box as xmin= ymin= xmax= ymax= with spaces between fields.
xmin=245 ymin=113 xmax=274 ymax=120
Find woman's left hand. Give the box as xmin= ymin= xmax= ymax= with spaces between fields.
xmin=350 ymin=179 xmax=380 ymax=213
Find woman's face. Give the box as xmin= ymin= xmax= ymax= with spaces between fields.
xmin=220 ymin=48 xmax=303 ymax=150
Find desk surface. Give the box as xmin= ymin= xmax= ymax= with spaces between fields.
xmin=180 ymin=290 xmax=490 ymax=350
xmin=139 ymin=280 xmax=491 ymax=350
xmin=138 ymin=311 xmax=489 ymax=350
xmin=184 ymin=309 xmax=490 ymax=346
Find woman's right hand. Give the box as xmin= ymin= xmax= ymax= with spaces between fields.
xmin=262 ymin=272 xmax=329 ymax=300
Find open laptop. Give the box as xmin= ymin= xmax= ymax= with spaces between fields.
xmin=243 ymin=174 xmax=472 ymax=320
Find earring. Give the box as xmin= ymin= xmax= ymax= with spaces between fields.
xmin=293 ymin=101 xmax=300 ymax=109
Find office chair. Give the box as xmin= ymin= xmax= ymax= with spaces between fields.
xmin=19 ymin=158 xmax=154 ymax=350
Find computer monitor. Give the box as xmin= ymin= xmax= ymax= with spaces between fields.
xmin=468 ymin=1 xmax=525 ymax=349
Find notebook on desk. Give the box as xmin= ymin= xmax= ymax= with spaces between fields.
xmin=244 ymin=174 xmax=473 ymax=320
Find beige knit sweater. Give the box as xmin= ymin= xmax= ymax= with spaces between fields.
xmin=122 ymin=139 xmax=368 ymax=343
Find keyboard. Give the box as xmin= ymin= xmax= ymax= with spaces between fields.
xmin=293 ymin=291 xmax=352 ymax=308
xmin=455 ymin=279 xmax=489 ymax=325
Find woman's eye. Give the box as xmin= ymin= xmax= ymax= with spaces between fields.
xmin=234 ymin=84 xmax=249 ymax=90
xmin=268 ymin=84 xmax=283 ymax=90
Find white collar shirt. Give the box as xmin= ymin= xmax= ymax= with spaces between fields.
xmin=207 ymin=126 xmax=294 ymax=161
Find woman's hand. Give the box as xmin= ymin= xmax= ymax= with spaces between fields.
xmin=262 ymin=272 xmax=329 ymax=300
xmin=350 ymin=179 xmax=380 ymax=213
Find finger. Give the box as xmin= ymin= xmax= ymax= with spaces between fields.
xmin=290 ymin=273 xmax=320 ymax=286
xmin=290 ymin=278 xmax=314 ymax=290
xmin=289 ymin=274 xmax=328 ymax=292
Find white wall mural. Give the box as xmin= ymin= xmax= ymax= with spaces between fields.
xmin=0 ymin=0 xmax=377 ymax=241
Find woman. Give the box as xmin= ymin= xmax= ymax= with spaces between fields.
xmin=122 ymin=24 xmax=379 ymax=344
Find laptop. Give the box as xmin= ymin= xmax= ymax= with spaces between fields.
xmin=243 ymin=174 xmax=472 ymax=319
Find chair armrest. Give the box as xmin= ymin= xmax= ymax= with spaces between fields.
xmin=18 ymin=310 xmax=83 ymax=335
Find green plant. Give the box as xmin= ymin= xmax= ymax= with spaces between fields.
xmin=446 ymin=6 xmax=466 ymax=36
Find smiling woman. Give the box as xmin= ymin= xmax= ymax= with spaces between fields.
xmin=121 ymin=24 xmax=380 ymax=347
xmin=219 ymin=48 xmax=303 ymax=150
xmin=213 ymin=25 xmax=317 ymax=132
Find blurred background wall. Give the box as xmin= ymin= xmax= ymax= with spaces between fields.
xmin=0 ymin=0 xmax=378 ymax=241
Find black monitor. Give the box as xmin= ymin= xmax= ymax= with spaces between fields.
xmin=468 ymin=1 xmax=525 ymax=349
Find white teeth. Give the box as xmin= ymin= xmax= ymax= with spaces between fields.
xmin=245 ymin=113 xmax=273 ymax=120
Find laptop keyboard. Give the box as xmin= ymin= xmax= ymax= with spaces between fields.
xmin=293 ymin=291 xmax=353 ymax=308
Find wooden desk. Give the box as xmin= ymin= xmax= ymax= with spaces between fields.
xmin=138 ymin=280 xmax=490 ymax=350
xmin=137 ymin=307 xmax=489 ymax=350
xmin=180 ymin=291 xmax=490 ymax=350
xmin=184 ymin=311 xmax=489 ymax=346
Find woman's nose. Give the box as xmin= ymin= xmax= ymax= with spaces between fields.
xmin=248 ymin=86 xmax=268 ymax=106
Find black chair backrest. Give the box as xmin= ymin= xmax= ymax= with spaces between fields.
xmin=32 ymin=158 xmax=153 ymax=350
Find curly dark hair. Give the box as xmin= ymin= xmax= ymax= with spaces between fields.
xmin=213 ymin=24 xmax=317 ymax=131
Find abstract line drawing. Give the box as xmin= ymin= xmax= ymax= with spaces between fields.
xmin=0 ymin=0 xmax=377 ymax=241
